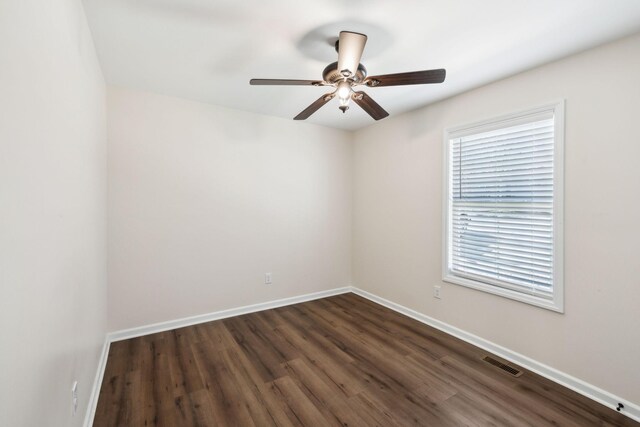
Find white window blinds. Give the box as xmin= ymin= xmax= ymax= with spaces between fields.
xmin=447 ymin=110 xmax=560 ymax=303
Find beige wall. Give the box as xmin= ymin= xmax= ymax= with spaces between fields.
xmin=353 ymin=33 xmax=640 ymax=404
xmin=0 ymin=0 xmax=107 ymax=425
xmin=107 ymin=88 xmax=352 ymax=331
xmin=2 ymin=1 xmax=636 ymax=419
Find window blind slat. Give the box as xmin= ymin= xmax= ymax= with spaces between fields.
xmin=451 ymin=256 xmax=552 ymax=280
xmin=453 ymin=143 xmax=553 ymax=165
xmin=452 ymin=169 xmax=553 ymax=181
xmin=449 ymin=115 xmax=556 ymax=297
xmin=453 ymin=137 xmax=554 ymax=157
xmin=452 ymin=261 xmax=551 ymax=287
xmin=458 ymin=125 xmax=553 ymax=147
xmin=452 ymin=157 xmax=553 ymax=174
xmin=452 ymin=235 xmax=552 ymax=253
xmin=452 ymin=244 xmax=552 ymax=265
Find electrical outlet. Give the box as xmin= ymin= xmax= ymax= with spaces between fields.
xmin=434 ymin=286 xmax=442 ymax=299
xmin=264 ymin=273 xmax=272 ymax=285
xmin=71 ymin=381 xmax=78 ymax=416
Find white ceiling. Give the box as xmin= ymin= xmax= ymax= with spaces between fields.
xmin=83 ymin=0 xmax=640 ymax=131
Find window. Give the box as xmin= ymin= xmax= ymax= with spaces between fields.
xmin=443 ymin=102 xmax=564 ymax=312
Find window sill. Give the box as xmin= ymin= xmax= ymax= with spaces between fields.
xmin=443 ymin=273 xmax=564 ymax=313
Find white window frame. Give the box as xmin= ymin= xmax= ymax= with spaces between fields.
xmin=442 ymin=101 xmax=564 ymax=312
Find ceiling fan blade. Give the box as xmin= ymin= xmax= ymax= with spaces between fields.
xmin=294 ymin=93 xmax=334 ymax=120
xmin=351 ymin=91 xmax=389 ymax=121
xmin=250 ymin=79 xmax=325 ymax=86
xmin=365 ymin=69 xmax=446 ymax=87
xmin=337 ymin=31 xmax=367 ymax=78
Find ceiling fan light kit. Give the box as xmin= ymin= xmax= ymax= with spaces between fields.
xmin=250 ymin=31 xmax=446 ymax=121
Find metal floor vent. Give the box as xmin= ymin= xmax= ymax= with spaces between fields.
xmin=482 ymin=356 xmax=523 ymax=377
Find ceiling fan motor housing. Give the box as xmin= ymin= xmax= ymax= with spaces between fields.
xmin=322 ymin=61 xmax=367 ymax=84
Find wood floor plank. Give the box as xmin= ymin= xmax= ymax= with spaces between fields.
xmin=430 ymin=355 xmax=586 ymax=426
xmin=218 ymin=348 xmax=281 ymax=427
xmin=222 ymin=315 xmax=290 ymax=383
xmin=346 ymin=392 xmax=404 ymax=427
xmin=158 ymin=394 xmax=196 ymax=427
xmin=275 ymin=308 xmax=355 ymax=365
xmin=281 ymin=358 xmax=366 ymax=427
xmin=276 ymin=324 xmax=366 ymax=397
xmin=192 ymin=322 xmax=235 ymax=350
xmin=266 ymin=376 xmax=329 ymax=426
xmin=164 ymin=330 xmax=205 ymax=397
xmin=191 ymin=339 xmax=257 ymax=426
xmin=94 ymin=293 xmax=637 ymax=426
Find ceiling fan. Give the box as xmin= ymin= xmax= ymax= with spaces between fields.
xmin=250 ymin=31 xmax=446 ymax=121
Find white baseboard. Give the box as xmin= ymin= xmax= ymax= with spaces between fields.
xmin=350 ymin=287 xmax=640 ymax=423
xmin=108 ymin=286 xmax=352 ymax=342
xmin=83 ymin=339 xmax=111 ymax=427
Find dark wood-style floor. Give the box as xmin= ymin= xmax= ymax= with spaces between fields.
xmin=94 ymin=293 xmax=636 ymax=426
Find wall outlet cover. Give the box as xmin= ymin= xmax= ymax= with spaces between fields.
xmin=434 ymin=286 xmax=442 ymax=299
